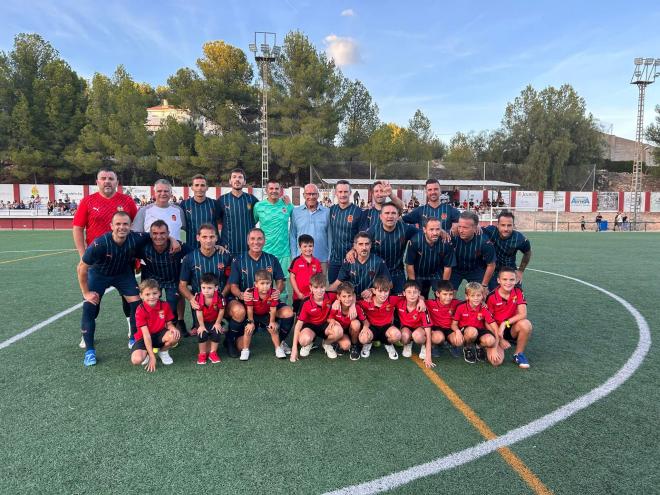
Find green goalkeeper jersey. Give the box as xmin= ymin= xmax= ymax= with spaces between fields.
xmin=253 ymin=198 xmax=293 ymax=258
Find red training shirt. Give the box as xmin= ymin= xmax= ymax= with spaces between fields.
xmin=245 ymin=287 xmax=279 ymax=316
xmin=289 ymin=255 xmax=323 ymax=300
xmin=453 ymin=302 xmax=495 ymax=330
xmin=426 ymin=298 xmax=462 ymax=329
xmin=195 ymin=290 xmax=225 ymax=323
xmin=134 ymin=301 xmax=175 ymax=341
xmin=358 ymin=295 xmax=403 ymax=327
xmin=328 ymin=305 xmax=366 ymax=330
xmin=395 ymin=299 xmax=431 ymax=329
xmin=298 ymin=292 xmax=337 ymax=326
xmin=73 ymin=192 xmax=138 ymax=245
xmin=486 ymin=287 xmax=527 ymax=324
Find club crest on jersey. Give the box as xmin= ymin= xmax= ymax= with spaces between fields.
xmin=247 ymin=204 xmax=252 ymax=210
xmin=266 ymin=266 xmax=273 ymax=273
xmin=347 ymin=215 xmax=353 ymax=223
xmin=217 ymin=262 xmax=225 ymax=270
xmin=171 ymin=214 xmax=177 ymax=221
xmin=158 ymin=310 xmax=165 ymax=319
xmin=512 ymin=296 xmax=517 ymax=303
xmin=477 ymin=313 xmax=483 ymax=320
xmin=281 ymin=207 xmax=288 ymax=214
xmin=117 ymin=206 xmax=124 ymax=211
xmin=312 ymin=265 xmax=318 ymax=273
xmin=441 ymin=213 xmax=447 ymax=220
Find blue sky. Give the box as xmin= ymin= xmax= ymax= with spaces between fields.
xmin=2 ymin=0 xmax=660 ymax=140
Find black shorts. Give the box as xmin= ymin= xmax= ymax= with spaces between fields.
xmin=198 ymin=321 xmax=223 ymax=343
xmin=132 ymin=329 xmax=168 ymax=351
xmin=476 ymin=327 xmax=495 ymax=341
xmin=292 ymin=299 xmax=303 ymax=314
xmin=368 ymin=323 xmax=394 ymax=343
xmin=432 ymin=327 xmax=453 ymax=339
xmin=503 ymin=326 xmax=517 ymax=343
xmin=302 ymin=321 xmax=330 ymax=338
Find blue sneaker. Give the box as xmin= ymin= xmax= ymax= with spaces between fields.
xmin=431 ymin=345 xmax=442 ymax=358
xmin=513 ymin=352 xmax=530 ymax=369
xmin=128 ymin=337 xmax=135 ymax=349
xmin=83 ymin=349 xmax=97 ymax=367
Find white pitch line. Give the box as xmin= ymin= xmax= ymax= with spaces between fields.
xmin=325 ymin=268 xmax=651 ymax=495
xmin=0 ymin=288 xmax=115 ymax=351
xmin=0 ymin=249 xmax=77 ymax=254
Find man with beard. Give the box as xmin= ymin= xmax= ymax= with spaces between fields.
xmin=403 ymin=179 xmax=460 ymax=232
xmin=217 ymin=168 xmax=259 ymax=255
xmin=482 ymin=211 xmax=532 ymax=290
xmin=360 ymin=180 xmax=405 ymax=230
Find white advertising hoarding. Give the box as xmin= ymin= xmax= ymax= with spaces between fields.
xmin=515 ymin=191 xmax=538 ymax=210
xmin=597 ymin=192 xmax=619 ymax=212
xmin=650 ymin=192 xmax=660 ymax=212
xmin=0 ymin=184 xmax=13 ymax=202
xmin=54 ymin=185 xmax=84 ymax=202
xmin=543 ymin=191 xmax=565 ymax=211
xmin=487 ymin=190 xmax=510 ymax=205
xmin=19 ymin=184 xmax=50 ymax=203
xmin=122 ymin=186 xmax=151 ymax=203
xmin=171 ymin=186 xmax=185 ymax=201
xmin=569 ymin=192 xmax=593 ymax=212
xmin=623 ymin=192 xmax=645 ymax=212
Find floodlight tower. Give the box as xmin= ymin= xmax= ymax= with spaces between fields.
xmin=630 ymin=57 xmax=660 ymax=230
xmin=249 ymin=32 xmax=280 ymax=194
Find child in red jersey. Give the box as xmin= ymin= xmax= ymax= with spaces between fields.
xmin=290 ymin=273 xmax=340 ymax=362
xmin=130 ymin=279 xmax=181 ymax=372
xmin=327 ymin=282 xmax=365 ymax=361
xmin=426 ymin=280 xmax=464 ymax=354
xmin=486 ymin=266 xmax=533 ymax=369
xmin=396 ymin=281 xmax=434 ymax=368
xmin=242 ymin=269 xmax=295 ymax=361
xmin=357 ymin=277 xmax=402 ymax=360
xmin=289 ymin=234 xmax=323 ymax=313
xmin=452 ymin=282 xmax=501 ymax=366
xmin=194 ymin=273 xmax=225 ymax=365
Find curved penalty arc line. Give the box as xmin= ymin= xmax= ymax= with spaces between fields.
xmin=324 ymin=268 xmax=651 ymax=495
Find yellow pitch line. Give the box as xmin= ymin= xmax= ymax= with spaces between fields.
xmin=413 ymin=356 xmax=553 ymax=495
xmin=0 ymin=250 xmax=73 ymax=265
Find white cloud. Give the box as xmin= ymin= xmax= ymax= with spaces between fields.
xmin=324 ymin=34 xmax=360 ymax=66
xmin=341 ymin=9 xmax=355 ymax=17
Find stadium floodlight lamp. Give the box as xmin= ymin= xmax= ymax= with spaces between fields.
xmin=249 ymin=43 xmax=257 ymax=53
xmin=261 ymin=43 xmax=270 ymax=55
xmin=655 ymin=58 xmax=660 ymax=66
xmin=644 ymin=58 xmax=654 ymax=65
xmin=634 ymin=57 xmax=643 ymax=65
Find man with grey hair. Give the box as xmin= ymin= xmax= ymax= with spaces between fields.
xmin=449 ymin=211 xmax=496 ymax=291
xmin=289 ymin=183 xmax=330 ymax=269
xmin=132 ymin=179 xmax=186 ymax=241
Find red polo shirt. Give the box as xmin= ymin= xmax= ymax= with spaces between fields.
xmin=395 ymin=299 xmax=431 ymax=329
xmin=73 ymin=192 xmax=138 ymax=245
xmin=453 ymin=302 xmax=495 ymax=329
xmin=358 ymin=295 xmax=403 ymax=327
xmin=486 ymin=287 xmax=527 ymax=324
xmin=289 ymin=255 xmax=323 ymax=300
xmin=298 ymin=292 xmax=337 ymax=326
xmin=134 ymin=301 xmax=175 ymax=341
xmin=195 ymin=290 xmax=225 ymax=323
xmin=328 ymin=305 xmax=366 ymax=330
xmin=426 ymin=299 xmax=462 ymax=329
xmin=245 ymin=287 xmax=279 ymax=316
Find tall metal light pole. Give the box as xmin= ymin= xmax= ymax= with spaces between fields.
xmin=249 ymin=32 xmax=280 ymax=195
xmin=630 ymin=57 xmax=660 ymax=230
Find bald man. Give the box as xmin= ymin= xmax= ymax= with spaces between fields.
xmin=290 ymin=183 xmax=330 ymax=269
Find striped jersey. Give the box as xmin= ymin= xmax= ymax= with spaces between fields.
xmin=482 ymin=226 xmax=531 ymax=269
xmin=73 ymin=192 xmax=138 ymax=245
xmin=227 ymin=251 xmax=285 ymax=292
xmin=328 ymin=203 xmax=363 ymax=263
xmin=337 ymin=253 xmax=390 ymax=295
xmin=359 ymin=206 xmax=382 ymax=231
xmin=450 ymin=234 xmax=496 ymax=273
xmin=132 ymin=203 xmax=186 ymax=241
xmin=82 ymin=232 xmax=150 ymax=276
xmin=367 ymin=221 xmax=418 ymax=274
xmin=217 ymin=191 xmax=259 ymax=254
xmin=180 ymin=249 xmax=233 ymax=294
xmin=180 ymin=196 xmax=218 ymax=245
xmin=402 ymin=203 xmax=460 ymax=232
xmin=138 ymin=241 xmax=193 ymax=289
xmin=405 ymin=232 xmax=456 ymax=279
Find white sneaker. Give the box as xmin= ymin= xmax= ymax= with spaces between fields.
xmin=127 ymin=317 xmax=131 ymax=338
xmin=141 ymin=355 xmax=149 ymax=366
xmin=158 ymin=350 xmax=173 ymax=365
xmin=360 ymin=343 xmax=372 ymax=358
xmin=280 ymin=341 xmax=292 ymax=355
xmin=323 ymin=342 xmax=338 ymax=359
xmin=275 ymin=345 xmax=286 ymax=358
xmin=240 ymin=348 xmax=250 ymax=361
xmin=384 ymin=344 xmax=399 ymax=360
xmin=300 ymin=343 xmax=313 ymax=357
xmin=402 ymin=343 xmax=413 ymax=358
xmin=419 ymin=345 xmax=426 ymax=360
xmin=78 ymin=337 xmax=86 ymax=349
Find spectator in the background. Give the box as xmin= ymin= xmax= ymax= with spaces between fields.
xmin=353 ymin=190 xmax=360 ymax=205
xmin=595 ymin=212 xmax=603 ymax=232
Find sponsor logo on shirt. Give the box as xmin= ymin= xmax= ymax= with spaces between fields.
xmin=266 ymin=266 xmax=273 ymax=272
xmin=312 ymin=265 xmax=318 ymax=272
xmin=171 ymin=215 xmax=177 ymax=221
xmin=282 ymin=207 xmax=288 ymax=213
xmin=92 ymin=207 xmax=100 ymax=212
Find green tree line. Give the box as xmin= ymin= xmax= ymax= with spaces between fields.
xmin=1 ymin=32 xmax=614 ymax=189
